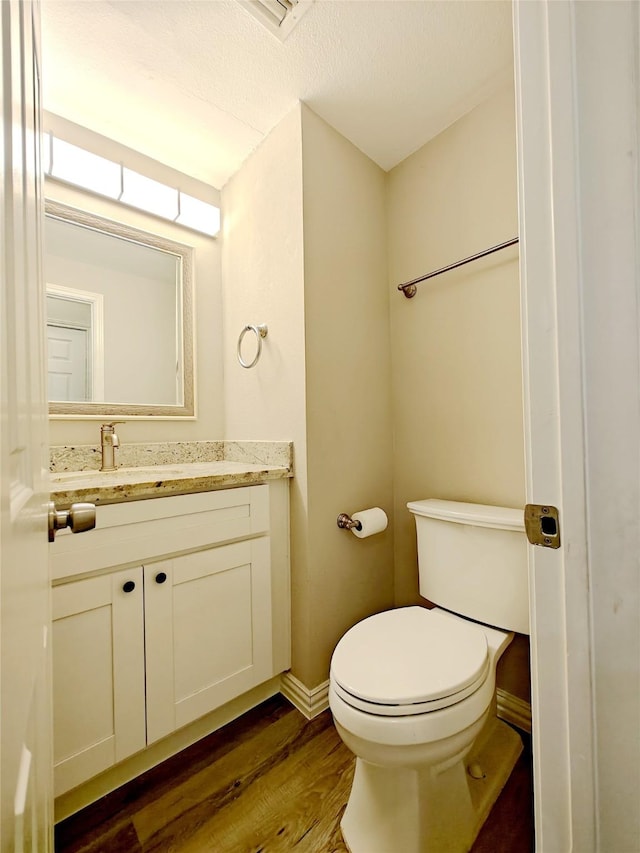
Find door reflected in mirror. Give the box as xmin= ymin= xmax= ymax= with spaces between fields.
xmin=44 ymin=201 xmax=194 ymax=417
xmin=46 ymin=283 xmax=104 ymax=402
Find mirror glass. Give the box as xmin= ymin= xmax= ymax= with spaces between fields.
xmin=45 ymin=200 xmax=194 ymax=417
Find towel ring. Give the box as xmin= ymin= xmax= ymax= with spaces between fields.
xmin=237 ymin=324 xmax=268 ymax=369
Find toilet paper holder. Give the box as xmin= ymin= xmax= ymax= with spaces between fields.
xmin=337 ymin=513 xmax=362 ymax=532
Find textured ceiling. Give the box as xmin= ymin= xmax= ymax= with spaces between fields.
xmin=40 ymin=0 xmax=514 ymax=189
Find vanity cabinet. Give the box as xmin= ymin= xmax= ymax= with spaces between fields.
xmin=50 ymin=485 xmax=282 ymax=797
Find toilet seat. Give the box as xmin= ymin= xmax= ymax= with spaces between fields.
xmin=330 ymin=607 xmax=490 ymax=717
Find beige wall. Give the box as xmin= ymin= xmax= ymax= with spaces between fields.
xmin=221 ymin=106 xmax=307 ymax=448
xmin=387 ymin=83 xmax=525 ymax=607
xmin=45 ymin=116 xmax=224 ymax=446
xmin=300 ymin=105 xmax=394 ymax=686
xmin=221 ymin=106 xmax=311 ymax=682
xmin=222 ymin=105 xmax=394 ymax=688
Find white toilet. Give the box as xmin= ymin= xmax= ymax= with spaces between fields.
xmin=329 ymin=499 xmax=529 ymax=853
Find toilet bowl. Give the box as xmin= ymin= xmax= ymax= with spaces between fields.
xmin=330 ymin=606 xmax=521 ymax=853
xmin=329 ymin=500 xmax=529 ymax=853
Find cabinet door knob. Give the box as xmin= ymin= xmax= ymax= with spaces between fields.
xmin=155 ymin=572 xmax=167 ymax=584
xmin=122 ymin=580 xmax=136 ymax=593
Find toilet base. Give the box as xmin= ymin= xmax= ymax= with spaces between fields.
xmin=340 ymin=718 xmax=523 ymax=853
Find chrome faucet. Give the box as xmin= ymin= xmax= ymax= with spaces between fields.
xmin=100 ymin=422 xmax=122 ymax=471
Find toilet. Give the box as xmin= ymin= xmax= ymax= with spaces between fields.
xmin=329 ymin=499 xmax=529 ymax=853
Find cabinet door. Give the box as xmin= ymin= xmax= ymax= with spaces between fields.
xmin=144 ymin=538 xmax=272 ymax=744
xmin=52 ymin=568 xmax=146 ymax=796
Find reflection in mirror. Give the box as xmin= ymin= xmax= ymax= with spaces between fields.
xmin=45 ymin=200 xmax=194 ymax=417
xmin=47 ymin=283 xmax=104 ymax=402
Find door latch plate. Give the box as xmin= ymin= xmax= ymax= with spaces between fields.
xmin=524 ymin=504 xmax=561 ymax=548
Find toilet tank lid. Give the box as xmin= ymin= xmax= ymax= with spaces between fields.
xmin=407 ymin=499 xmax=525 ymax=531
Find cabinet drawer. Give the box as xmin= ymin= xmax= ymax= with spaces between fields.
xmin=50 ymin=485 xmax=270 ymax=581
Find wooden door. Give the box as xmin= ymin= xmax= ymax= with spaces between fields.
xmin=0 ymin=1 xmax=52 ymax=849
xmin=52 ymin=569 xmax=146 ymax=796
xmin=144 ymin=538 xmax=273 ymax=744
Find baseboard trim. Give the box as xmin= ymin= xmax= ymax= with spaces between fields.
xmin=280 ymin=674 xmax=530 ymax=733
xmin=280 ymin=673 xmax=330 ymax=719
xmin=497 ymin=688 xmax=532 ymax=733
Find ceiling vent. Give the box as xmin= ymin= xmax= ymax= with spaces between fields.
xmin=236 ymin=0 xmax=314 ymax=41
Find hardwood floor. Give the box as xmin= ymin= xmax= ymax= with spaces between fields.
xmin=55 ymin=694 xmax=533 ymax=853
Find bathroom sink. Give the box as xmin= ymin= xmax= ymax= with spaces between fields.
xmin=50 ymin=465 xmax=198 ymax=487
xmin=51 ymin=470 xmax=118 ymax=484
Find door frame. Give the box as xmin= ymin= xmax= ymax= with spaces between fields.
xmin=46 ymin=283 xmax=105 ymax=400
xmin=514 ymin=1 xmax=640 ymax=849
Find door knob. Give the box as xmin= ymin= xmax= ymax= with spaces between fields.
xmin=48 ymin=501 xmax=96 ymax=542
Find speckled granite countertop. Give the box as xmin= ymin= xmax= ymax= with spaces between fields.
xmin=49 ymin=441 xmax=293 ymax=507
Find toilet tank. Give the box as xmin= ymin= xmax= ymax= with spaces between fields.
xmin=407 ymin=499 xmax=529 ymax=635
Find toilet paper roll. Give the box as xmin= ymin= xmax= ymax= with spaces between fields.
xmin=350 ymin=507 xmax=388 ymax=539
